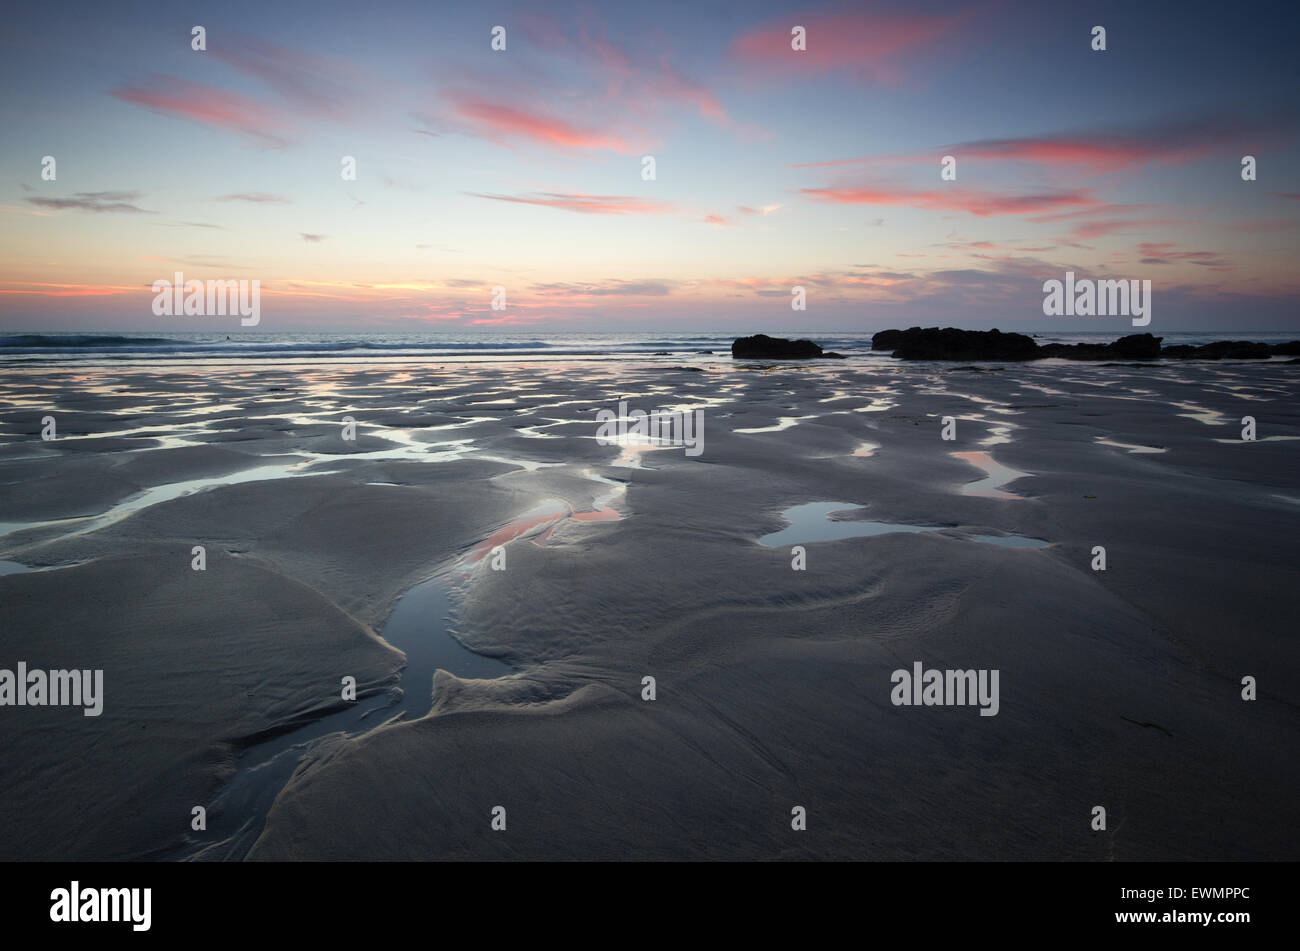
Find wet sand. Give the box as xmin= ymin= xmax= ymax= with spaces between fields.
xmin=0 ymin=356 xmax=1296 ymax=860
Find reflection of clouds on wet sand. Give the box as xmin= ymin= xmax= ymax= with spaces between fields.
xmin=2 ymin=355 xmax=1298 ymax=862
xmin=951 ymin=450 xmax=1031 ymax=500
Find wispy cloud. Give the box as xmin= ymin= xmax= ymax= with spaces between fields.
xmin=530 ymin=280 xmax=675 ymax=297
xmin=1020 ymin=204 xmax=1188 ymax=241
xmin=446 ymin=93 xmax=633 ymax=152
xmin=25 ymin=191 xmax=151 ymax=214
xmin=300 ymin=233 xmax=327 ymax=243
xmin=140 ymin=254 xmax=245 ymax=269
xmin=111 ymin=75 xmax=289 ymax=147
xmin=216 ymin=193 xmax=292 ymax=204
xmin=156 ymin=220 xmax=225 ymax=230
xmin=799 ymin=110 xmax=1300 ymax=174
xmin=801 ymin=185 xmax=1095 ymax=217
xmin=1138 ymin=242 xmax=1230 ymax=268
xmin=211 ymin=38 xmax=361 ymax=120
xmin=516 ymin=13 xmax=737 ymax=128
xmin=943 ymin=110 xmax=1299 ymax=171
xmin=1067 ymin=217 xmax=1184 ymax=240
xmin=432 ymin=11 xmax=753 ymax=155
xmin=466 ymin=191 xmax=673 ymax=215
xmin=730 ymin=9 xmax=974 ymax=83
xmin=0 ymin=281 xmax=141 ymax=297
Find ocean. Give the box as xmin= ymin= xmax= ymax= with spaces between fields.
xmin=1 ymin=330 xmax=1296 ymax=364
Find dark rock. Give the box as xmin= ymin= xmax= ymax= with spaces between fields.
xmin=1112 ymin=333 xmax=1163 ymax=358
xmin=870 ymin=329 xmax=905 ymax=350
xmin=731 ymin=334 xmax=831 ymax=359
xmin=871 ymin=327 xmax=1300 ymax=362
xmin=1162 ymin=341 xmax=1273 ymax=360
xmin=870 ymin=327 xmax=1038 ymax=361
xmin=1039 ymin=333 xmax=1162 ymax=360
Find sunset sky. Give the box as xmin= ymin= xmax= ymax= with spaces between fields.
xmin=2 ymin=0 xmax=1297 ymax=332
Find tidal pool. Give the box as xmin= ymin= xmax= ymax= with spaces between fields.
xmin=758 ymin=501 xmax=1048 ymax=549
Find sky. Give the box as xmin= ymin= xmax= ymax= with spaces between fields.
xmin=1 ymin=0 xmax=1297 ymax=333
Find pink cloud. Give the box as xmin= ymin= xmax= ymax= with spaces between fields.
xmin=211 ymin=38 xmax=363 ymax=120
xmin=1068 ymin=217 xmax=1184 ymax=240
xmin=948 ymin=137 xmax=1208 ymax=172
xmin=653 ymin=60 xmax=728 ymax=123
xmin=946 ymin=110 xmax=1297 ymax=171
xmin=447 ymin=93 xmax=633 ymax=152
xmin=801 ymin=185 xmax=1095 ymax=217
xmin=1027 ymin=205 xmax=1156 ymax=225
xmin=795 ymin=110 xmax=1299 ymax=174
xmin=0 ymin=281 xmax=140 ymax=297
xmin=1137 ymin=243 xmax=1231 ymax=268
xmin=466 ymin=313 xmax=550 ymax=326
xmin=428 ymin=13 xmax=766 ymax=152
xmin=941 ymin=240 xmax=1002 ymax=250
xmin=517 ymin=13 xmax=736 ymax=128
xmin=797 ymin=140 xmax=1204 ymax=172
xmin=467 ymin=192 xmax=673 ymax=215
xmin=111 ymin=75 xmax=289 ymax=146
xmin=730 ymin=10 xmax=973 ymax=82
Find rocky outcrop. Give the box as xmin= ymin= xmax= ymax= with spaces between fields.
xmin=1037 ymin=333 xmax=1162 ymax=360
xmin=1160 ymin=340 xmax=1300 ymax=360
xmin=870 ymin=327 xmax=1037 ymax=361
xmin=731 ymin=334 xmax=845 ymax=359
xmin=871 ymin=327 xmax=1300 ymax=361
